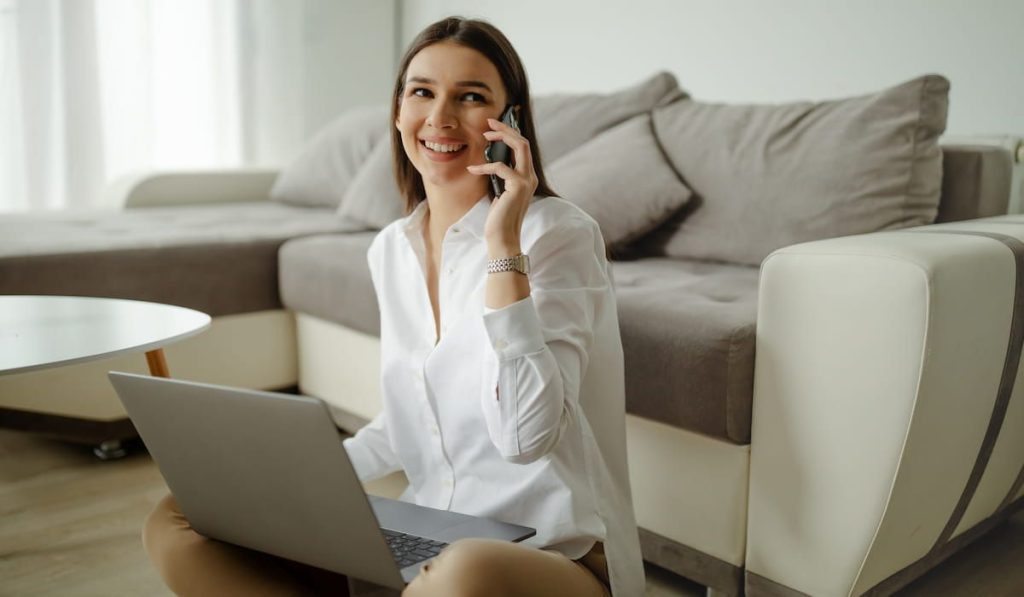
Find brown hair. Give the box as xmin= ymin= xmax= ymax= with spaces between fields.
xmin=391 ymin=17 xmax=557 ymax=214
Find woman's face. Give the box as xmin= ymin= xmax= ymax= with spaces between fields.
xmin=396 ymin=41 xmax=508 ymax=195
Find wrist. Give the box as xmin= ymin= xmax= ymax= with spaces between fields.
xmin=487 ymin=243 xmax=522 ymax=260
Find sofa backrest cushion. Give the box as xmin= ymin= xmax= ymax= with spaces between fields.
xmin=336 ymin=138 xmax=406 ymax=230
xmin=547 ymin=113 xmax=693 ymax=250
xmin=641 ymin=75 xmax=950 ymax=266
xmin=271 ymin=105 xmax=389 ymax=208
xmin=936 ymin=143 xmax=1015 ymax=223
xmin=532 ymin=71 xmax=687 ymax=162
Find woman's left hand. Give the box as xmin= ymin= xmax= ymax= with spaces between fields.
xmin=467 ymin=117 xmax=538 ymax=256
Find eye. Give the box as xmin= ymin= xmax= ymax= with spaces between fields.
xmin=410 ymin=87 xmax=433 ymax=98
xmin=462 ymin=92 xmax=486 ymax=102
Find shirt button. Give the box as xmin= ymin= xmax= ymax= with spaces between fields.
xmin=446 ymin=267 xmax=454 ymax=275
xmin=430 ymin=424 xmax=440 ymax=437
xmin=442 ymin=477 xmax=453 ymax=488
xmin=451 ymin=226 xmax=460 ymax=234
xmin=495 ymin=339 xmax=509 ymax=350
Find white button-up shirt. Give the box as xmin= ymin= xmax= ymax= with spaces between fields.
xmin=343 ymin=194 xmax=644 ymax=596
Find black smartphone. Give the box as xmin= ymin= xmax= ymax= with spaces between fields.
xmin=484 ymin=104 xmax=519 ymax=197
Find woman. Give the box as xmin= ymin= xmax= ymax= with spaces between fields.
xmin=143 ymin=16 xmax=643 ymax=597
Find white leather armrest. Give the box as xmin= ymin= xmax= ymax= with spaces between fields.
xmin=105 ymin=168 xmax=280 ymax=209
xmin=746 ymin=216 xmax=1024 ymax=595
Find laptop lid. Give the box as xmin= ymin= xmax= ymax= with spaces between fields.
xmin=108 ymin=371 xmax=406 ymax=589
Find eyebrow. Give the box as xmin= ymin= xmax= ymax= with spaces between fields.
xmin=406 ymin=76 xmax=493 ymax=92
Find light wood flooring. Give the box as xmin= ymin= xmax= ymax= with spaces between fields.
xmin=1 ymin=429 xmax=1022 ymax=596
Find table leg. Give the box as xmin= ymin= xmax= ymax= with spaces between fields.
xmin=145 ymin=348 xmax=171 ymax=378
xmin=93 ymin=348 xmax=171 ymax=460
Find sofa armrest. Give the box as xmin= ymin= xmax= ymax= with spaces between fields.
xmin=105 ymin=168 xmax=280 ymax=209
xmin=746 ymin=216 xmax=1024 ymax=595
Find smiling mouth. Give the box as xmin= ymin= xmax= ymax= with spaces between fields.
xmin=421 ymin=140 xmax=467 ymax=155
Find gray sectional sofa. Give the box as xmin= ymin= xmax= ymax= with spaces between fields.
xmin=2 ymin=72 xmax=1022 ymax=596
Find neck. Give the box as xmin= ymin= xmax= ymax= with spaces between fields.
xmin=422 ymin=178 xmax=488 ymax=243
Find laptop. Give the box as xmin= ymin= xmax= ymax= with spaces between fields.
xmin=108 ymin=372 xmax=535 ymax=589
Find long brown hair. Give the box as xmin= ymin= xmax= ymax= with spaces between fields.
xmin=391 ymin=17 xmax=557 ymax=214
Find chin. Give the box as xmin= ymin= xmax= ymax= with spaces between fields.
xmin=423 ymin=170 xmax=475 ymax=188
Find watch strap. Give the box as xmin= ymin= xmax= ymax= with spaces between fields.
xmin=487 ymin=253 xmax=530 ymax=275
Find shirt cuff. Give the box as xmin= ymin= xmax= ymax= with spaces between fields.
xmin=342 ymin=435 xmax=381 ymax=482
xmin=482 ymin=295 xmax=546 ymax=360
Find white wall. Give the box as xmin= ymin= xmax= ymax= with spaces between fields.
xmin=242 ymin=0 xmax=396 ymax=164
xmin=400 ymin=0 xmax=1023 ymax=136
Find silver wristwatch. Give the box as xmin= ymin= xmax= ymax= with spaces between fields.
xmin=487 ymin=253 xmax=530 ymax=276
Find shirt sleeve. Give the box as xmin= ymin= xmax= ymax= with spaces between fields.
xmin=343 ymin=412 xmax=403 ymax=482
xmin=479 ymin=216 xmax=610 ymax=464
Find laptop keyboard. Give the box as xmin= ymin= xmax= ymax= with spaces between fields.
xmin=382 ymin=529 xmax=449 ymax=568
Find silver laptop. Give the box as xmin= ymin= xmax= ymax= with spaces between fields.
xmin=108 ymin=372 xmax=535 ymax=589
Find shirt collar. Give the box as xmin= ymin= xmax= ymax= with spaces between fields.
xmin=402 ymin=194 xmax=491 ymax=245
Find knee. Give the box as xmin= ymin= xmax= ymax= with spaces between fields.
xmin=403 ymin=539 xmax=511 ymax=597
xmin=142 ymin=494 xmax=204 ymax=589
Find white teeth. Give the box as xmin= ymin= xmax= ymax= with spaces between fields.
xmin=424 ymin=141 xmax=465 ymax=153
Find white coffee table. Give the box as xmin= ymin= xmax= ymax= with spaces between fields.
xmin=0 ymin=295 xmax=210 ymax=458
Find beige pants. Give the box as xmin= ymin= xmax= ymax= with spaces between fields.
xmin=143 ymin=494 xmax=612 ymax=597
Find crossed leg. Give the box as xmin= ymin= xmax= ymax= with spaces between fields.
xmin=143 ymin=494 xmax=349 ymax=596
xmin=403 ymin=538 xmax=611 ymax=597
xmin=144 ymin=493 xmax=609 ymax=597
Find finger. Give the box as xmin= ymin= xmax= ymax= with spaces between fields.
xmin=466 ymin=161 xmax=517 ymax=180
xmin=487 ymin=117 xmax=519 ymax=133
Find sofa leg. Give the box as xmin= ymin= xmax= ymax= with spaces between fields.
xmin=706 ymin=586 xmax=732 ymax=597
xmin=92 ymin=439 xmax=127 ymax=460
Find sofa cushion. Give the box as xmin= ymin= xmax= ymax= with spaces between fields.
xmin=0 ymin=202 xmax=358 ymax=317
xmin=278 ymin=232 xmax=381 ymax=336
xmin=271 ymin=105 xmax=389 ymax=208
xmin=547 ymin=113 xmax=692 ymax=250
xmin=336 ymin=138 xmax=407 ymax=230
xmin=936 ymin=143 xmax=1015 ymax=223
xmin=640 ymin=75 xmax=950 ymax=266
xmin=279 ymin=231 xmax=759 ymax=444
xmin=613 ymin=258 xmax=759 ymax=444
xmin=533 ymin=71 xmax=687 ymax=162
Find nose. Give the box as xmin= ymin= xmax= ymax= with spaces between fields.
xmin=426 ymin=100 xmax=457 ymax=129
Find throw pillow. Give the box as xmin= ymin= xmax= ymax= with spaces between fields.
xmin=640 ymin=74 xmax=950 ymax=266
xmin=336 ymin=135 xmax=407 ymax=229
xmin=533 ymin=71 xmax=687 ymax=163
xmin=270 ymin=105 xmax=389 ymax=208
xmin=547 ymin=113 xmax=693 ymax=249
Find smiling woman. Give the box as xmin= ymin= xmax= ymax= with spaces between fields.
xmin=141 ymin=16 xmax=642 ymax=597
xmin=390 ymin=19 xmax=556 ymax=214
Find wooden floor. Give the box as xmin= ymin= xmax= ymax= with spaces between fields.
xmin=1 ymin=429 xmax=1022 ymax=596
